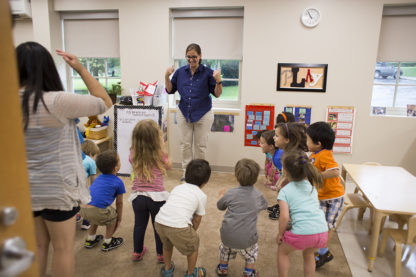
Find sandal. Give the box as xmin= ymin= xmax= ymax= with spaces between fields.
xmin=184 ymin=267 xmax=206 ymax=277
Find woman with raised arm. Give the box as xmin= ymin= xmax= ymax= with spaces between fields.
xmin=165 ymin=43 xmax=222 ymax=180
xmin=17 ymin=41 xmax=112 ymax=277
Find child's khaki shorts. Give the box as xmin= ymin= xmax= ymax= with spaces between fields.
xmin=155 ymin=222 xmax=199 ymax=256
xmin=80 ymin=206 xmax=117 ymax=226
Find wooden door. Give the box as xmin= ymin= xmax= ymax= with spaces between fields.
xmin=0 ymin=0 xmax=38 ymax=276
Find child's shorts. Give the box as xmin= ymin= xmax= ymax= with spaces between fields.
xmin=319 ymin=196 xmax=344 ymax=229
xmin=80 ymin=206 xmax=117 ymax=226
xmin=154 ymin=222 xmax=199 ymax=256
xmin=33 ymin=206 xmax=80 ymax=222
xmin=282 ymin=231 xmax=328 ymax=250
xmin=219 ymin=242 xmax=258 ymax=264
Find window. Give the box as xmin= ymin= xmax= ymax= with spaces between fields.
xmin=171 ymin=8 xmax=244 ymax=104
xmin=371 ymin=6 xmax=416 ymax=116
xmin=71 ymin=58 xmax=121 ymax=94
xmin=62 ymin=12 xmax=120 ymax=94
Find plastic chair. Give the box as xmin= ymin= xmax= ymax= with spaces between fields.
xmin=378 ymin=216 xmax=416 ymax=277
xmin=335 ymin=175 xmax=373 ymax=231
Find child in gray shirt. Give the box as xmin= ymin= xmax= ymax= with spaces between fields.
xmin=216 ymin=159 xmax=268 ymax=277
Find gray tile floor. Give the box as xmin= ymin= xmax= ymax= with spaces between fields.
xmin=337 ymin=179 xmax=416 ymax=277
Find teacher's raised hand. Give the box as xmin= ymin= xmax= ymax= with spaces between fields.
xmin=165 ymin=65 xmax=175 ymax=93
xmin=165 ymin=65 xmax=175 ymax=77
xmin=213 ymin=68 xmax=222 ymax=98
xmin=213 ymin=68 xmax=222 ymax=82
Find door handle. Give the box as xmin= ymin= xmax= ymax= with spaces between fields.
xmin=0 ymin=207 xmax=18 ymax=227
xmin=0 ymin=237 xmax=34 ymax=277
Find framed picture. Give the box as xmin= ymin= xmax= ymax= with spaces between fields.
xmin=277 ymin=63 xmax=328 ymax=92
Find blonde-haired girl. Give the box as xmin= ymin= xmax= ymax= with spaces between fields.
xmin=129 ymin=119 xmax=172 ymax=262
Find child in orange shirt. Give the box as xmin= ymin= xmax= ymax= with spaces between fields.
xmin=306 ymin=121 xmax=345 ymax=269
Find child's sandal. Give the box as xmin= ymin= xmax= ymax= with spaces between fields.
xmin=161 ymin=261 xmax=175 ymax=277
xmin=184 ymin=267 xmax=206 ymax=277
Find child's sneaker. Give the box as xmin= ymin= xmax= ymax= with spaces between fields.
xmin=161 ymin=261 xmax=175 ymax=277
xmin=84 ymin=234 xmax=103 ymax=249
xmin=268 ymin=206 xmax=280 ymax=220
xmin=185 ymin=267 xmax=206 ymax=277
xmin=243 ymin=269 xmax=258 ymax=277
xmin=132 ymin=246 xmax=147 ymax=261
xmin=101 ymin=237 xmax=123 ymax=252
xmin=157 ymin=254 xmax=164 ymax=264
xmin=216 ymin=264 xmax=228 ymax=276
xmin=315 ymin=250 xmax=334 ymax=268
xmin=81 ymin=219 xmax=91 ymax=230
xmin=76 ymin=213 xmax=82 ymax=222
xmin=267 ymin=204 xmax=279 ymax=214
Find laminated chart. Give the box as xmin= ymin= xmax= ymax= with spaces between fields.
xmin=326 ymin=106 xmax=355 ymax=154
xmin=244 ymin=105 xmax=275 ymax=147
xmin=284 ymin=105 xmax=312 ymax=126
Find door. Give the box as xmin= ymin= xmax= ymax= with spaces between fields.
xmin=0 ymin=0 xmax=38 ymax=276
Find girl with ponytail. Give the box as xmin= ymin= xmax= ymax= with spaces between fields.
xmin=276 ymin=151 xmax=328 ymax=277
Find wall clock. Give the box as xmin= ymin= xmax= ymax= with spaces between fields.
xmin=301 ymin=8 xmax=321 ymax=28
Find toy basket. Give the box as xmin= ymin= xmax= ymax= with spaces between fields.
xmin=87 ymin=126 xmax=108 ymax=140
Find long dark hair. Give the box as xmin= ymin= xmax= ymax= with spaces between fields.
xmin=17 ymin=42 xmax=64 ymax=129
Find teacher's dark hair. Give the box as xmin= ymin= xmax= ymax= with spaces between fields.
xmin=186 ymin=43 xmax=202 ymax=65
xmin=17 ymin=41 xmax=64 ymax=129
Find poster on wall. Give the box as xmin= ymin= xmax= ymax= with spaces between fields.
xmin=284 ymin=105 xmax=312 ymax=126
xmin=114 ymin=106 xmax=162 ymax=176
xmin=326 ymin=106 xmax=355 ymax=154
xmin=211 ymin=113 xmax=235 ymax=132
xmin=244 ymin=104 xmax=275 ymax=147
xmin=277 ymin=63 xmax=328 ymax=92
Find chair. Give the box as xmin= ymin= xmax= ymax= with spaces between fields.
xmin=378 ymin=216 xmax=416 ymax=277
xmin=335 ymin=175 xmax=373 ymax=231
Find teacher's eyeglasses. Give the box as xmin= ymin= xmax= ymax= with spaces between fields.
xmin=186 ymin=55 xmax=198 ymax=60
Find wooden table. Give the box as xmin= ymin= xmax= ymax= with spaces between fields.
xmin=341 ymin=163 xmax=416 ymax=272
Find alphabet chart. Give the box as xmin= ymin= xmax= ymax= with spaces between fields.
xmin=326 ymin=106 xmax=355 ymax=154
xmin=244 ymin=104 xmax=275 ymax=147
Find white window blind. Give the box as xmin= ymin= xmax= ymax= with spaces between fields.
xmin=63 ymin=14 xmax=119 ymax=58
xmin=377 ymin=9 xmax=416 ymax=61
xmin=172 ymin=8 xmax=243 ymax=60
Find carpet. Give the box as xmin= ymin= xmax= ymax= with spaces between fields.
xmin=68 ymin=169 xmax=352 ymax=276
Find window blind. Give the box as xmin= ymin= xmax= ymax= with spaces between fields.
xmin=63 ymin=17 xmax=119 ymax=58
xmin=378 ymin=12 xmax=416 ymax=61
xmin=172 ymin=8 xmax=243 ymax=60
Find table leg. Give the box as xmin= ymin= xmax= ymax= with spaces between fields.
xmin=341 ymin=165 xmax=347 ymax=180
xmin=367 ymin=210 xmax=385 ymax=272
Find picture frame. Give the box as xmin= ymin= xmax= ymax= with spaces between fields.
xmin=277 ymin=63 xmax=328 ymax=92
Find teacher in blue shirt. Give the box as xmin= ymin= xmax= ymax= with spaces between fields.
xmin=165 ymin=43 xmax=222 ymax=180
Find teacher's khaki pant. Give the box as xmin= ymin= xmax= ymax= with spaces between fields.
xmin=177 ymin=110 xmax=214 ymax=173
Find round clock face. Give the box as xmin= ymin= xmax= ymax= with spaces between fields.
xmin=301 ymin=8 xmax=321 ymax=27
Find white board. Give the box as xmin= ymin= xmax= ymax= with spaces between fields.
xmin=114 ymin=106 xmax=162 ymax=175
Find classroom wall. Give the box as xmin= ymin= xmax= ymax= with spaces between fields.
xmin=23 ymin=0 xmax=416 ymax=174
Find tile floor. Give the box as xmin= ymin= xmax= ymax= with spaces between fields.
xmin=337 ymin=179 xmax=416 ymax=277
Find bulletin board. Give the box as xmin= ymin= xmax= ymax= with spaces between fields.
xmin=114 ymin=105 xmax=163 ymax=176
xmin=244 ymin=104 xmax=275 ymax=147
xmin=284 ymin=105 xmax=312 ymax=126
xmin=326 ymin=106 xmax=355 ymax=154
